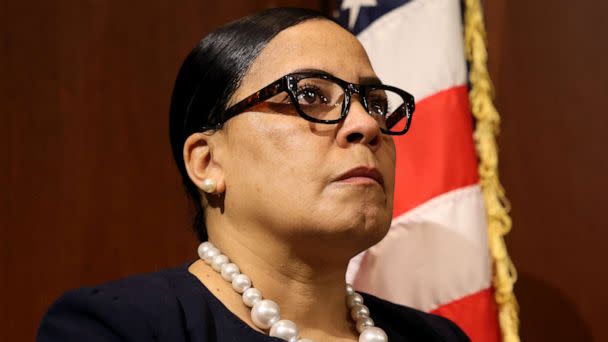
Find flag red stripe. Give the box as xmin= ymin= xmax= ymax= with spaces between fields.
xmin=431 ymin=287 xmax=501 ymax=342
xmin=392 ymin=85 xmax=479 ymax=217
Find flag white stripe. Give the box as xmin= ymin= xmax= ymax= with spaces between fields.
xmin=348 ymin=185 xmax=491 ymax=311
xmin=357 ymin=0 xmax=467 ymax=101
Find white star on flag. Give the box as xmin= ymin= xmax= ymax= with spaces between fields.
xmin=341 ymin=0 xmax=378 ymax=30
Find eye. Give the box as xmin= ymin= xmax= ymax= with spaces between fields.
xmin=368 ymin=97 xmax=389 ymax=116
xmin=295 ymin=85 xmax=329 ymax=105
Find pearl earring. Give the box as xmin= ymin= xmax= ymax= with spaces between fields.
xmin=201 ymin=178 xmax=217 ymax=193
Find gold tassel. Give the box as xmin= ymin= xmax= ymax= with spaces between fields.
xmin=463 ymin=1 xmax=521 ymax=341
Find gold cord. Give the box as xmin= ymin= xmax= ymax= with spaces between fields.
xmin=463 ymin=1 xmax=521 ymax=341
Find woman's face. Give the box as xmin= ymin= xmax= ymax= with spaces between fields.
xmin=207 ymin=19 xmax=395 ymax=253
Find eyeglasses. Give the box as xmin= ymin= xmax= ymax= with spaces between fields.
xmin=217 ymin=72 xmax=415 ymax=135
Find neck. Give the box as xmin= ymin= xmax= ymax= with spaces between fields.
xmin=202 ymin=219 xmax=359 ymax=340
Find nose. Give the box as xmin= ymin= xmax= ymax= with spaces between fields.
xmin=336 ymin=97 xmax=381 ymax=151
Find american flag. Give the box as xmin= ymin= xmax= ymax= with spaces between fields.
xmin=337 ymin=1 xmax=501 ymax=341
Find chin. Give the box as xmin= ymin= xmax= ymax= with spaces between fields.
xmin=310 ymin=208 xmax=392 ymax=254
xmin=357 ymin=214 xmax=392 ymax=248
xmin=285 ymin=211 xmax=391 ymax=265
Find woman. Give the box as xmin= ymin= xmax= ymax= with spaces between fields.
xmin=38 ymin=8 xmax=469 ymax=342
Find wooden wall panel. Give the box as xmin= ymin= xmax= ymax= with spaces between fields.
xmin=1 ymin=1 xmax=326 ymax=340
xmin=485 ymin=1 xmax=608 ymax=341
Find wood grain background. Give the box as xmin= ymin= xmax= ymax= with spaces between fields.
xmin=2 ymin=1 xmax=606 ymax=340
xmin=485 ymin=1 xmax=608 ymax=341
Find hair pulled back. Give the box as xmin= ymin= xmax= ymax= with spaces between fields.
xmin=169 ymin=8 xmax=327 ymax=241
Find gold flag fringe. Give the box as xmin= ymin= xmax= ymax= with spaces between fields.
xmin=463 ymin=1 xmax=520 ymax=341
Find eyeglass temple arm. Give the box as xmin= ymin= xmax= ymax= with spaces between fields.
xmin=222 ymin=78 xmax=286 ymax=121
xmin=385 ymin=99 xmax=415 ymax=130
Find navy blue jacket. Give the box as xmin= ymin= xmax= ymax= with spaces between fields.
xmin=37 ymin=263 xmax=470 ymax=341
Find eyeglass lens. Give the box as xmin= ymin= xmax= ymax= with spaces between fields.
xmin=291 ymin=77 xmax=408 ymax=133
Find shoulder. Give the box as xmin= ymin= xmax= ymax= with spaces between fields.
xmin=361 ymin=292 xmax=470 ymax=341
xmin=37 ymin=266 xmax=193 ymax=342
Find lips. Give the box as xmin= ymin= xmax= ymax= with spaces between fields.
xmin=333 ymin=166 xmax=384 ymax=186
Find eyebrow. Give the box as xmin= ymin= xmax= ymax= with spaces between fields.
xmin=288 ymin=68 xmax=383 ymax=85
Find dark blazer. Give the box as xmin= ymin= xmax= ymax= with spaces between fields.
xmin=37 ymin=263 xmax=470 ymax=341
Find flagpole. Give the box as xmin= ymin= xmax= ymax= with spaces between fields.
xmin=463 ymin=1 xmax=521 ymax=341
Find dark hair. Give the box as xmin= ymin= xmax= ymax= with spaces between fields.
xmin=169 ymin=8 xmax=329 ymax=242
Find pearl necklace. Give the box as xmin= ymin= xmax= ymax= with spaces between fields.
xmin=197 ymin=241 xmax=388 ymax=342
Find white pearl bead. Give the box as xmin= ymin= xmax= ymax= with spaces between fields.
xmin=220 ymin=263 xmax=240 ymax=282
xmin=350 ymin=304 xmax=370 ymax=320
xmin=269 ymin=319 xmax=299 ymax=341
xmin=196 ymin=244 xmax=383 ymax=342
xmin=232 ymin=273 xmax=252 ymax=293
xmin=251 ymin=299 xmax=281 ymax=329
xmin=346 ymin=292 xmax=364 ymax=308
xmin=358 ymin=327 xmax=388 ymax=342
xmin=242 ymin=287 xmax=263 ymax=308
xmin=202 ymin=247 xmax=219 ymax=264
xmin=346 ymin=283 xmax=355 ymax=296
xmin=197 ymin=242 xmax=214 ymax=259
xmin=356 ymin=317 xmax=375 ymax=333
xmin=211 ymin=254 xmax=229 ymax=271
xmin=201 ymin=178 xmax=216 ymax=193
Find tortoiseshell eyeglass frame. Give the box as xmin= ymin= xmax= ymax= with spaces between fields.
xmin=214 ymin=72 xmax=415 ymax=135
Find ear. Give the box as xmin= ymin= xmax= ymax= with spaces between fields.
xmin=183 ymin=132 xmax=226 ymax=195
